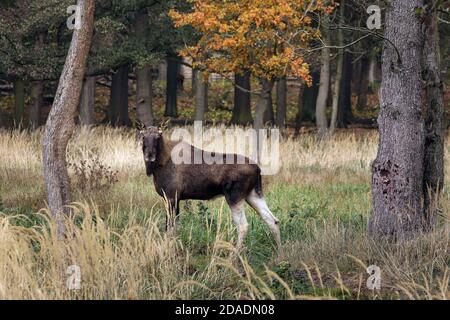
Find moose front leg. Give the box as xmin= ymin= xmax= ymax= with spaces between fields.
xmin=166 ymin=198 xmax=180 ymax=236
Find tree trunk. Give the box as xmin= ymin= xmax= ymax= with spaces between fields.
xmin=315 ymin=16 xmax=331 ymax=138
xmin=14 ymin=78 xmax=25 ymax=127
xmin=337 ymin=52 xmax=353 ymax=128
xmin=30 ymin=80 xmax=43 ymax=130
xmin=42 ymin=0 xmax=95 ymax=237
xmin=276 ymin=77 xmax=287 ymax=128
xmin=356 ymin=56 xmax=369 ymax=111
xmin=263 ymin=84 xmax=274 ymax=125
xmin=231 ymin=72 xmax=252 ymax=125
xmin=297 ymin=71 xmax=319 ymax=126
xmin=110 ymin=64 xmax=130 ymax=126
xmin=79 ymin=76 xmax=95 ymax=126
xmin=135 ymin=8 xmax=154 ymax=127
xmin=254 ymin=79 xmax=274 ymax=131
xmin=330 ymin=0 xmax=345 ymax=134
xmin=194 ymin=72 xmax=208 ymax=121
xmin=370 ymin=0 xmax=425 ymax=240
xmin=191 ymin=69 xmax=198 ymax=97
xmin=422 ymin=0 xmax=444 ymax=230
xmin=165 ymin=57 xmax=178 ymax=117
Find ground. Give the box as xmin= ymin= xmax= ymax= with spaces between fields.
xmin=0 ymin=127 xmax=448 ymax=299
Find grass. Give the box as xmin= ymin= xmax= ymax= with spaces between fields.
xmin=0 ymin=126 xmax=448 ymax=300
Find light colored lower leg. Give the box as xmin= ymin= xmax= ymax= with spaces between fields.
xmin=230 ymin=201 xmax=249 ymax=251
xmin=247 ymin=190 xmax=283 ymax=255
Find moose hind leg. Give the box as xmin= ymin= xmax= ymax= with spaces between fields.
xmin=227 ymin=199 xmax=249 ymax=251
xmin=246 ymin=190 xmax=282 ymax=255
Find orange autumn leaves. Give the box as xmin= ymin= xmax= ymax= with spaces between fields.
xmin=169 ymin=0 xmax=335 ymax=85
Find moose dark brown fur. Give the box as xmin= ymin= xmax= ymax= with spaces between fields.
xmin=139 ymin=126 xmax=282 ymax=253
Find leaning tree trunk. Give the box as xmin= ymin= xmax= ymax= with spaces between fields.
xmin=30 ymin=80 xmax=43 ymax=130
xmin=42 ymin=0 xmax=95 ymax=237
xmin=194 ymin=72 xmax=208 ymax=121
xmin=14 ymin=78 xmax=25 ymax=127
xmin=79 ymin=76 xmax=95 ymax=126
xmin=370 ymin=0 xmax=425 ymax=240
xmin=276 ymin=77 xmax=287 ymax=128
xmin=315 ymin=15 xmax=331 ymax=139
xmin=422 ymin=0 xmax=444 ymax=230
xmin=135 ymin=8 xmax=154 ymax=127
xmin=231 ymin=72 xmax=252 ymax=125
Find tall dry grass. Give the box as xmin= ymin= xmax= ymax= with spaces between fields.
xmin=0 ymin=126 xmax=448 ymax=299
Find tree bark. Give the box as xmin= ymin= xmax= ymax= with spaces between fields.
xmin=315 ymin=16 xmax=331 ymax=138
xmin=337 ymin=52 xmax=353 ymax=128
xmin=42 ymin=0 xmax=95 ymax=237
xmin=191 ymin=69 xmax=198 ymax=97
xmin=14 ymin=78 xmax=25 ymax=127
xmin=30 ymin=80 xmax=43 ymax=130
xmin=165 ymin=57 xmax=178 ymax=117
xmin=110 ymin=64 xmax=130 ymax=126
xmin=231 ymin=72 xmax=252 ymax=125
xmin=370 ymin=0 xmax=425 ymax=240
xmin=254 ymin=79 xmax=274 ymax=131
xmin=194 ymin=72 xmax=208 ymax=121
xmin=135 ymin=8 xmax=154 ymax=127
xmin=263 ymin=83 xmax=274 ymax=125
xmin=296 ymin=71 xmax=319 ymax=126
xmin=330 ymin=0 xmax=345 ymax=134
xmin=356 ymin=56 xmax=369 ymax=111
xmin=79 ymin=76 xmax=95 ymax=126
xmin=276 ymin=77 xmax=287 ymax=128
xmin=422 ymin=0 xmax=444 ymax=230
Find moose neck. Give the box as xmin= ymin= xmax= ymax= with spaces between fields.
xmin=156 ymin=136 xmax=176 ymax=168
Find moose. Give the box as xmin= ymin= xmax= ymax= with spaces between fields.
xmin=138 ymin=126 xmax=282 ymax=255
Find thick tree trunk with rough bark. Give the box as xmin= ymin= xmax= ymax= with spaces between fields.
xmin=14 ymin=78 xmax=24 ymax=126
xmin=30 ymin=81 xmax=43 ymax=130
xmin=422 ymin=0 xmax=444 ymax=230
xmin=79 ymin=76 xmax=95 ymax=126
xmin=276 ymin=77 xmax=287 ymax=128
xmin=232 ymin=72 xmax=252 ymax=125
xmin=165 ymin=57 xmax=178 ymax=117
xmin=42 ymin=0 xmax=95 ymax=237
xmin=315 ymin=16 xmax=331 ymax=138
xmin=135 ymin=8 xmax=154 ymax=127
xmin=370 ymin=0 xmax=426 ymax=240
xmin=194 ymin=72 xmax=208 ymax=121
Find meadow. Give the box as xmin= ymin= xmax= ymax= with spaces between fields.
xmin=0 ymin=126 xmax=448 ymax=299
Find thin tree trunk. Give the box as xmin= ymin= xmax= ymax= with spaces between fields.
xmin=356 ymin=56 xmax=369 ymax=111
xmin=165 ymin=57 xmax=178 ymax=117
xmin=370 ymin=0 xmax=425 ymax=240
xmin=135 ymin=8 xmax=154 ymax=127
xmin=330 ymin=0 xmax=345 ymax=134
xmin=297 ymin=71 xmax=319 ymax=126
xmin=263 ymin=84 xmax=274 ymax=125
xmin=254 ymin=79 xmax=274 ymax=131
xmin=337 ymin=52 xmax=353 ymax=128
xmin=79 ymin=76 xmax=95 ymax=126
xmin=191 ymin=69 xmax=198 ymax=97
xmin=194 ymin=72 xmax=208 ymax=121
xmin=42 ymin=0 xmax=95 ymax=237
xmin=315 ymin=16 xmax=331 ymax=138
xmin=110 ymin=65 xmax=130 ymax=126
xmin=368 ymin=56 xmax=377 ymax=89
xmin=276 ymin=77 xmax=287 ymax=128
xmin=422 ymin=0 xmax=444 ymax=230
xmin=231 ymin=72 xmax=252 ymax=125
xmin=30 ymin=81 xmax=43 ymax=130
xmin=14 ymin=78 xmax=25 ymax=127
